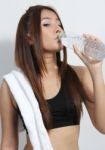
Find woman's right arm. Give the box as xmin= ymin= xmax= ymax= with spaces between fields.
xmin=0 ymin=80 xmax=19 ymax=150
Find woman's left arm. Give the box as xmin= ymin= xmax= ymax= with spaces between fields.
xmin=73 ymin=34 xmax=105 ymax=134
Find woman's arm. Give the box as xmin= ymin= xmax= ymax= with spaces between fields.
xmin=0 ymin=80 xmax=19 ymax=149
xmin=73 ymin=65 xmax=105 ymax=134
xmin=72 ymin=33 xmax=105 ymax=134
xmin=81 ymin=66 xmax=105 ymax=133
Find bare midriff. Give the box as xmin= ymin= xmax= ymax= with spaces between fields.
xmin=24 ymin=125 xmax=80 ymax=150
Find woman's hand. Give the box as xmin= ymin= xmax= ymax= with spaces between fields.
xmin=73 ymin=34 xmax=103 ymax=75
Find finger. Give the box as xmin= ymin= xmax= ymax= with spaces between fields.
xmin=73 ymin=44 xmax=85 ymax=60
xmin=83 ymin=34 xmax=93 ymax=42
xmin=82 ymin=51 xmax=102 ymax=64
xmin=82 ymin=52 xmax=94 ymax=61
xmin=83 ymin=33 xmax=90 ymax=38
xmin=83 ymin=33 xmax=99 ymax=41
xmin=73 ymin=44 xmax=81 ymax=55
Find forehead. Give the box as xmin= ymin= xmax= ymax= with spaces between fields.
xmin=41 ymin=9 xmax=59 ymax=20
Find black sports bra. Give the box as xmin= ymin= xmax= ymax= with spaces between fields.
xmin=18 ymin=78 xmax=79 ymax=134
xmin=46 ymin=78 xmax=79 ymax=129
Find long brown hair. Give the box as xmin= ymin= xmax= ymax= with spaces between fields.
xmin=15 ymin=5 xmax=88 ymax=130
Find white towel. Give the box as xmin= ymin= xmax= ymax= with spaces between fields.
xmin=3 ymin=70 xmax=53 ymax=150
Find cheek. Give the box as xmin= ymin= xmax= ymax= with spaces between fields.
xmin=41 ymin=31 xmax=53 ymax=49
xmin=42 ymin=37 xmax=53 ymax=49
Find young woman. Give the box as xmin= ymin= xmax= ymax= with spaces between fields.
xmin=0 ymin=5 xmax=105 ymax=150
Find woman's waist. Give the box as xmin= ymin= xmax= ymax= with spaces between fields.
xmin=25 ymin=125 xmax=80 ymax=150
xmin=48 ymin=125 xmax=80 ymax=149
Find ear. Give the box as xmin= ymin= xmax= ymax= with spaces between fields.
xmin=26 ymin=33 xmax=34 ymax=45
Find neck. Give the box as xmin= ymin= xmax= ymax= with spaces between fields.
xmin=43 ymin=52 xmax=58 ymax=77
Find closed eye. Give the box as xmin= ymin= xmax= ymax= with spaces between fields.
xmin=42 ymin=23 xmax=50 ymax=27
xmin=42 ymin=23 xmax=61 ymax=27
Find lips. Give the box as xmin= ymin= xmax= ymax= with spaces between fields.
xmin=55 ymin=36 xmax=58 ymax=40
xmin=55 ymin=36 xmax=61 ymax=42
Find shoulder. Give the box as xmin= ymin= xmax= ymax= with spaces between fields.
xmin=0 ymin=68 xmax=28 ymax=110
xmin=70 ymin=65 xmax=92 ymax=83
xmin=70 ymin=64 xmax=93 ymax=100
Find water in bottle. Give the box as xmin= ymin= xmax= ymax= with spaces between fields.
xmin=84 ymin=37 xmax=105 ymax=60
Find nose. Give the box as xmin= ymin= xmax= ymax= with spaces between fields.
xmin=56 ymin=26 xmax=64 ymax=36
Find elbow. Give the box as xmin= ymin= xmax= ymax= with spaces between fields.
xmin=97 ymin=128 xmax=105 ymax=134
xmin=93 ymin=122 xmax=105 ymax=134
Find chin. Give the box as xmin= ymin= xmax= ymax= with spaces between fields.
xmin=44 ymin=49 xmax=61 ymax=53
xmin=52 ymin=47 xmax=63 ymax=52
xmin=53 ymin=45 xmax=63 ymax=51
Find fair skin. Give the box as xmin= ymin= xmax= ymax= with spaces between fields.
xmin=0 ymin=9 xmax=105 ymax=150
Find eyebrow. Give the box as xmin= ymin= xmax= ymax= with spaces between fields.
xmin=41 ymin=17 xmax=60 ymax=21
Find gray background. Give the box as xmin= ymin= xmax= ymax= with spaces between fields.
xmin=0 ymin=0 xmax=105 ymax=149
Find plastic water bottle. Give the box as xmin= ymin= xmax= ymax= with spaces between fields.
xmin=58 ymin=32 xmax=85 ymax=51
xmin=58 ymin=31 xmax=105 ymax=61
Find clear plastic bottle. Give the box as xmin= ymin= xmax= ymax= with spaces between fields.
xmin=58 ymin=32 xmax=85 ymax=51
xmin=58 ymin=31 xmax=105 ymax=61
